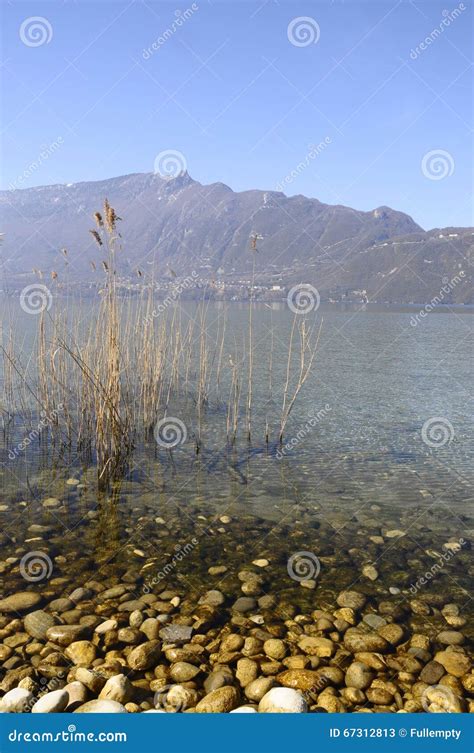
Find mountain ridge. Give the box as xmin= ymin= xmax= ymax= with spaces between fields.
xmin=1 ymin=172 xmax=472 ymax=304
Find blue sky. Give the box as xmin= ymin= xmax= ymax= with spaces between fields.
xmin=1 ymin=0 xmax=472 ymax=229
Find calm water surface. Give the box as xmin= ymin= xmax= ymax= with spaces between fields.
xmin=0 ymin=300 xmax=472 ymax=622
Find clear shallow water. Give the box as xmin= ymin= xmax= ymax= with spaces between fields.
xmin=0 ymin=300 xmax=472 ymax=631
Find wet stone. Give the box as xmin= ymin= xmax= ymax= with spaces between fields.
xmin=344 ymin=629 xmax=389 ymax=654
xmin=276 ymin=669 xmax=320 ymax=691
xmin=159 ymin=624 xmax=193 ymax=643
xmin=195 ymin=686 xmax=239 ymax=713
xmin=232 ymin=597 xmax=257 ymax=613
xmin=435 ymin=651 xmax=471 ymax=678
xmin=65 ymin=640 xmax=97 ymax=666
xmin=420 ymin=661 xmax=445 ymax=684
xmin=48 ymin=598 xmax=74 ymax=613
xmin=46 ymin=625 xmax=89 ymax=646
xmin=0 ymin=592 xmax=42 ymax=614
xmin=198 ymin=590 xmax=225 ymax=607
xmin=99 ymin=674 xmax=134 ymax=704
xmin=127 ymin=640 xmax=162 ymax=671
xmin=362 ymin=614 xmax=386 ymax=630
xmin=170 ymin=662 xmax=201 ymax=682
xmin=24 ymin=610 xmax=57 ymax=640
xmin=436 ymin=631 xmax=465 ymax=646
xmin=345 ymin=662 xmax=374 ymax=690
xmin=336 ymin=592 xmax=367 ymax=611
xmin=245 ymin=677 xmax=275 ymax=702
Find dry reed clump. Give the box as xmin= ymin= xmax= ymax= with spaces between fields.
xmin=1 ymin=202 xmax=322 ymax=489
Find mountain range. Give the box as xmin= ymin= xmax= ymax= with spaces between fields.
xmin=1 ymin=172 xmax=472 ymax=304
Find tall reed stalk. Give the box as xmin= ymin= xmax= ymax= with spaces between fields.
xmin=2 ymin=204 xmax=322 ymax=489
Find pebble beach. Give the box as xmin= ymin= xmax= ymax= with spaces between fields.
xmin=0 ymin=473 xmax=472 ymax=715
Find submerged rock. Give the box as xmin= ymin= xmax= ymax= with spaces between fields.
xmin=46 ymin=625 xmax=89 ymax=646
xmin=345 ymin=662 xmax=374 ymax=690
xmin=336 ymin=591 xmax=367 ymax=611
xmin=159 ymin=624 xmax=193 ymax=643
xmin=0 ymin=592 xmax=42 ymax=613
xmin=24 ymin=610 xmax=57 ymax=640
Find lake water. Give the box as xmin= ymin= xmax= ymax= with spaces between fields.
xmin=0 ymin=299 xmax=472 ymax=712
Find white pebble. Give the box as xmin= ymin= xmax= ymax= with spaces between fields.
xmin=32 ymin=689 xmax=69 ymax=713
xmin=258 ymin=687 xmax=307 ymax=713
xmin=230 ymin=706 xmax=258 ymax=713
xmin=0 ymin=688 xmax=34 ymax=712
